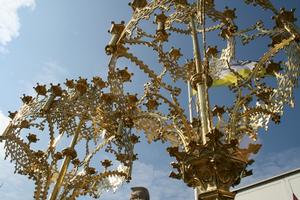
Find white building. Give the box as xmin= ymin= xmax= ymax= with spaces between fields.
xmin=235 ymin=168 xmax=300 ymax=200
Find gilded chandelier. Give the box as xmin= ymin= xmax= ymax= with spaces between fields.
xmin=1 ymin=0 xmax=300 ymax=200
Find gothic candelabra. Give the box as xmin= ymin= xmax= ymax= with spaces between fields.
xmin=0 ymin=77 xmax=139 ymax=199
xmin=104 ymin=0 xmax=300 ymax=199
xmin=1 ymin=0 xmax=300 ymax=200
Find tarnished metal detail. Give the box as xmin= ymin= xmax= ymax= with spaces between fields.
xmin=105 ymin=21 xmax=126 ymax=55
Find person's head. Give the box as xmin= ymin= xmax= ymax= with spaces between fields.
xmin=130 ymin=187 xmax=150 ymax=200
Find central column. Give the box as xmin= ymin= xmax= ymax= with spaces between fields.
xmin=189 ymin=15 xmax=211 ymax=145
xmin=190 ymin=14 xmax=236 ymax=200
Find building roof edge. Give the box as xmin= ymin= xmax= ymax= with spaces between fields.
xmin=233 ymin=168 xmax=300 ymax=193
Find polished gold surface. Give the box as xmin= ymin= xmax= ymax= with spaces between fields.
xmin=0 ymin=77 xmax=135 ymax=199
xmin=1 ymin=0 xmax=300 ymax=200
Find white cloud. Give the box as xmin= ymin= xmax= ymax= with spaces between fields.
xmin=0 ymin=110 xmax=10 ymax=159
xmin=0 ymin=143 xmax=34 ymax=200
xmin=0 ymin=155 xmax=34 ymax=200
xmin=19 ymin=60 xmax=69 ymax=95
xmin=0 ymin=110 xmax=9 ymax=135
xmin=0 ymin=0 xmax=35 ymax=48
xmin=239 ymin=146 xmax=300 ymax=187
xmin=0 ymin=110 xmax=34 ymax=200
xmin=35 ymin=61 xmax=69 ymax=84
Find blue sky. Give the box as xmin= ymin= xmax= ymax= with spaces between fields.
xmin=0 ymin=0 xmax=300 ymax=200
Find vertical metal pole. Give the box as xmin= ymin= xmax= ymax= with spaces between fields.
xmin=49 ymin=119 xmax=84 ymax=200
xmin=199 ymin=0 xmax=214 ymax=132
xmin=190 ymin=9 xmax=214 ymax=199
xmin=188 ymin=80 xmax=199 ymax=200
xmin=190 ymin=15 xmax=211 ymax=145
xmin=187 ymin=81 xmax=193 ymax=123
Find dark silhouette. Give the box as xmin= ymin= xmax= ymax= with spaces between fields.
xmin=130 ymin=187 xmax=150 ymax=200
